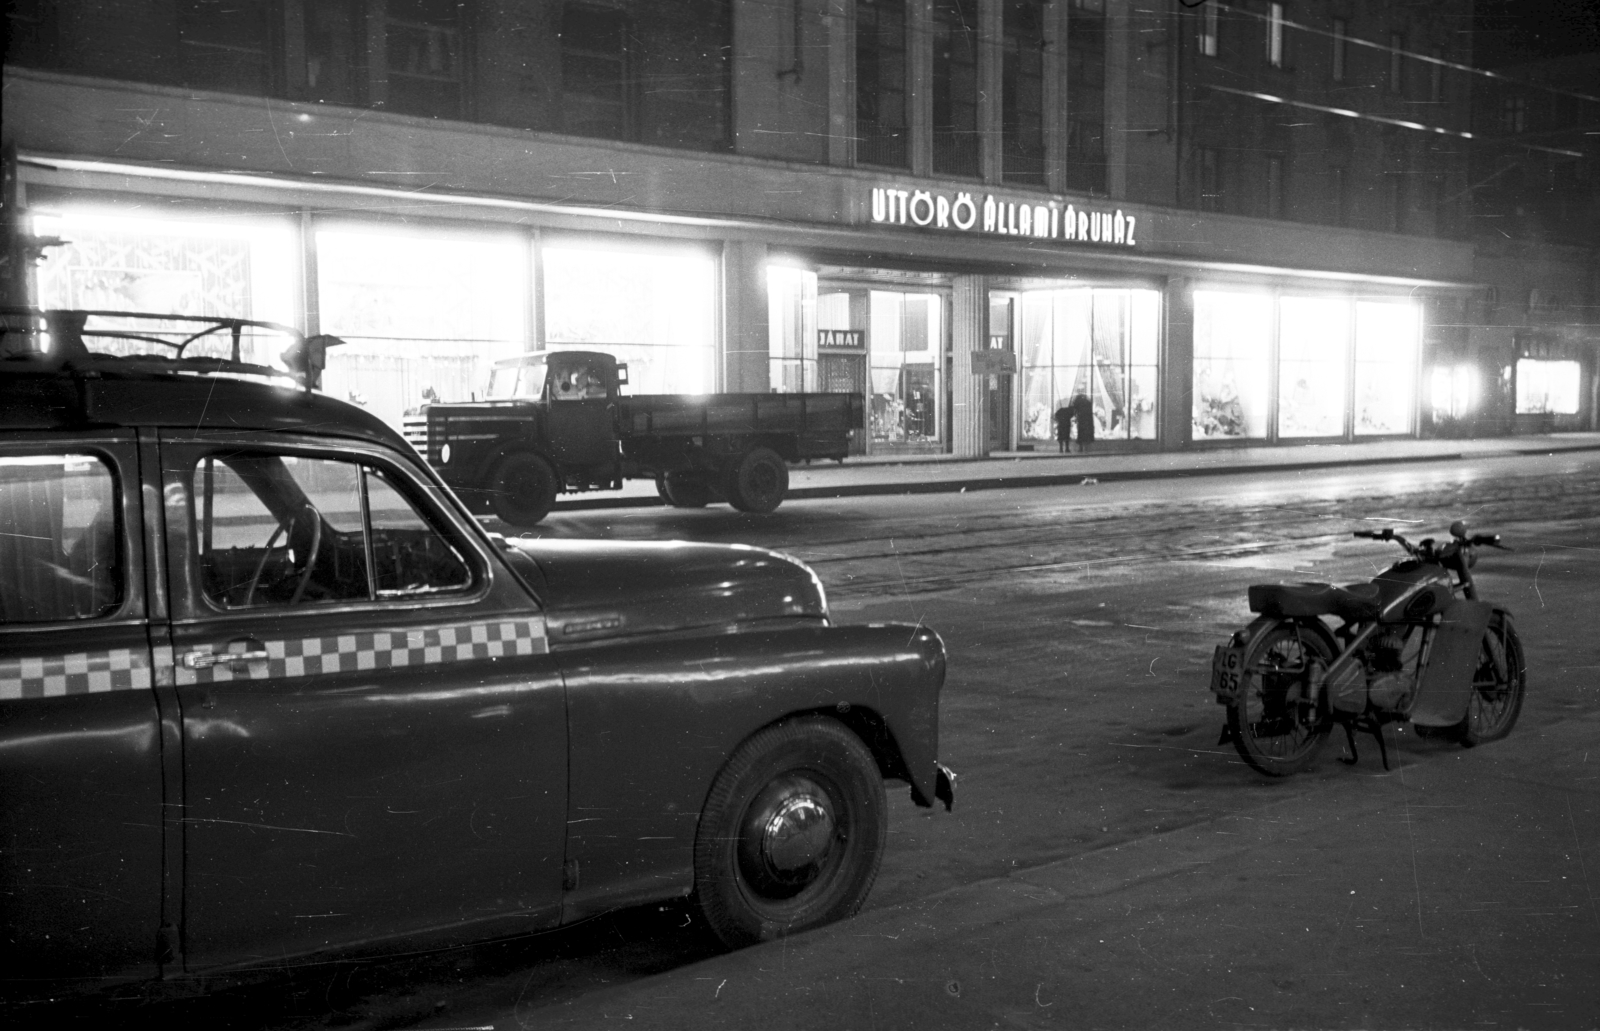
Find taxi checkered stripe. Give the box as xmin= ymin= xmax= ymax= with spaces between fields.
xmin=1 ymin=620 xmax=545 ymax=697
xmin=187 ymin=619 xmax=546 ymax=684
xmin=0 ymin=648 xmax=152 ymax=701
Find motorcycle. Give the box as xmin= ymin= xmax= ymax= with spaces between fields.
xmin=1210 ymin=521 xmax=1526 ymax=776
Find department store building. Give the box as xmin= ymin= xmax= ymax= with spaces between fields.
xmin=3 ymin=1 xmax=1481 ymax=456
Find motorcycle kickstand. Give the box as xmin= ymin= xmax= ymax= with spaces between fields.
xmin=1338 ymin=716 xmax=1392 ymax=771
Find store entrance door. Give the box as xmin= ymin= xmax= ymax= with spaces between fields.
xmin=987 ymin=295 xmax=1016 ymax=452
xmin=820 ymin=352 xmax=868 ymax=456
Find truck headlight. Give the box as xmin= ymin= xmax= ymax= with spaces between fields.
xmin=440 ymin=443 xmax=452 ymax=464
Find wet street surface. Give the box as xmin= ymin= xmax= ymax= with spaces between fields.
xmin=24 ymin=452 xmax=1600 ymax=1030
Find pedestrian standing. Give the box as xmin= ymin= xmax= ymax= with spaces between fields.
xmin=1072 ymin=393 xmax=1095 ymax=453
xmin=1053 ymin=403 xmax=1072 ymax=453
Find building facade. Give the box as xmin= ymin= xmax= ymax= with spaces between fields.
xmin=4 ymin=1 xmax=1489 ymax=455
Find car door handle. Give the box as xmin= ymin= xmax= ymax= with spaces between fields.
xmin=182 ymin=648 xmax=271 ymax=669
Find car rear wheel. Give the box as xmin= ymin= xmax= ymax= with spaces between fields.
xmin=693 ymin=717 xmax=885 ymax=949
xmin=489 ymin=452 xmax=558 ymax=527
xmin=721 ymin=447 xmax=788 ymax=514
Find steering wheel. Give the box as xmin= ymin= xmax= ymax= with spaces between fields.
xmin=241 ymin=504 xmax=323 ymax=607
xmin=288 ymin=508 xmax=323 ymax=606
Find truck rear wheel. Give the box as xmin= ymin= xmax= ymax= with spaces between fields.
xmin=489 ymin=452 xmax=558 ymax=527
xmin=722 ymin=447 xmax=788 ymax=514
xmin=657 ymin=473 xmax=712 ymax=509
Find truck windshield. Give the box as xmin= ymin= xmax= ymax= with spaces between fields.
xmin=487 ymin=358 xmax=546 ymax=400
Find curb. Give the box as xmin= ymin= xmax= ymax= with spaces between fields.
xmin=548 ymin=440 xmax=1600 ymax=513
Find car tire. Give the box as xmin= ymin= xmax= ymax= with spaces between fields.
xmin=488 ymin=452 xmax=558 ymax=527
xmin=721 ymin=447 xmax=788 ymax=514
xmin=693 ymin=717 xmax=886 ymax=949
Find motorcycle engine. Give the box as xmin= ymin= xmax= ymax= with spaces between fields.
xmin=1363 ymin=626 xmax=1421 ymax=711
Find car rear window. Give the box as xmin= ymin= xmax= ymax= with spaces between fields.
xmin=0 ymin=454 xmax=122 ymax=624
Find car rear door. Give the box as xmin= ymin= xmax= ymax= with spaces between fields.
xmin=157 ymin=432 xmax=567 ymax=970
xmin=0 ymin=433 xmax=164 ymax=984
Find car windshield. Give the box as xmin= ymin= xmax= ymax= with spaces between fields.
xmin=487 ymin=358 xmax=546 ymax=400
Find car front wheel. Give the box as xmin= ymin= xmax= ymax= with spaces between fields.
xmin=693 ymin=717 xmax=886 ymax=948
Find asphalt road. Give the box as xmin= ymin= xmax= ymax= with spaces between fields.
xmin=52 ymin=451 xmax=1600 ymax=1030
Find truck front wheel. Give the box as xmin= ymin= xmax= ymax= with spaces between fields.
xmin=489 ymin=452 xmax=558 ymax=527
xmin=722 ymin=447 xmax=789 ymax=514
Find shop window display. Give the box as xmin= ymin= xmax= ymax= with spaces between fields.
xmin=1353 ymin=301 xmax=1419 ymax=434
xmin=544 ymin=242 xmax=717 ymax=396
xmin=868 ymin=291 xmax=943 ymax=447
xmin=1516 ymin=359 xmax=1581 ymax=415
xmin=1277 ymin=296 xmax=1349 ymax=438
xmin=317 ymin=226 xmax=525 ymax=430
xmin=1192 ymin=291 xmax=1271 ymax=439
xmin=768 ymin=266 xmax=819 ymax=392
xmin=1018 ymin=288 xmax=1159 ymax=445
xmin=32 ymin=207 xmax=296 ymax=365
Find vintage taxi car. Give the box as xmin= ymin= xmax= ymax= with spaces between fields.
xmin=0 ymin=311 xmax=951 ymax=996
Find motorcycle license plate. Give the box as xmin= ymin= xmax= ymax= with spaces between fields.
xmin=1211 ymin=645 xmax=1245 ymax=700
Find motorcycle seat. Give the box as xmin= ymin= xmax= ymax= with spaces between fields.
xmin=1248 ymin=582 xmax=1382 ymax=621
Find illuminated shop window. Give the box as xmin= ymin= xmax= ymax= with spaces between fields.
xmin=316 ymin=225 xmax=525 ymax=430
xmin=768 ymin=266 xmax=818 ymax=393
xmin=1353 ymin=301 xmax=1419 ymax=434
xmin=1278 ymin=296 xmax=1349 ymax=437
xmin=33 ymin=207 xmax=296 ymax=365
xmin=1192 ymin=291 xmax=1271 ymax=440
xmin=1430 ymin=365 xmax=1478 ymax=419
xmin=1516 ymin=359 xmax=1581 ymax=415
xmin=868 ymin=291 xmax=943 ymax=447
xmin=1018 ymin=288 xmax=1159 ymax=445
xmin=543 ymin=242 xmax=717 ymax=395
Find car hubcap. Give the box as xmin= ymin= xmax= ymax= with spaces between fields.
xmin=739 ymin=775 xmax=838 ymax=897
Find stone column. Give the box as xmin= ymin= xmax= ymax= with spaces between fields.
xmin=979 ymin=0 xmax=1003 ymax=184
xmin=723 ymin=239 xmax=771 ymax=393
xmin=950 ymin=274 xmax=988 ymax=457
xmin=1161 ymin=276 xmax=1194 ymax=449
xmin=827 ymin=0 xmax=856 ymax=167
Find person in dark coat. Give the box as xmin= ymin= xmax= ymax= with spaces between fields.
xmin=1053 ymin=404 xmax=1073 ymax=453
xmin=1071 ymin=393 xmax=1095 ymax=452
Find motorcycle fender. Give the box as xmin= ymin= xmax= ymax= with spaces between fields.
xmin=1410 ymin=599 xmax=1493 ymax=727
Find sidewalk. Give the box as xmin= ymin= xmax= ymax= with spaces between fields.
xmin=553 ymin=432 xmax=1600 ymax=512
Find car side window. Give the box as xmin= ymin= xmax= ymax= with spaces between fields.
xmin=193 ymin=452 xmax=471 ymax=610
xmin=0 ymin=454 xmax=122 ymax=624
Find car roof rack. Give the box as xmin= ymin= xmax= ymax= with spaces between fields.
xmin=0 ymin=308 xmax=342 ymax=391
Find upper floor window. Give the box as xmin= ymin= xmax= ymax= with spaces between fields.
xmin=558 ymin=1 xmax=732 ymax=152
xmin=932 ymin=0 xmax=980 ymax=177
xmin=1066 ymin=0 xmax=1107 ymax=194
xmin=1501 ymin=95 xmax=1527 ymax=133
xmin=1199 ymin=147 xmax=1223 ymax=212
xmin=1388 ymin=32 xmax=1404 ymax=93
xmin=1331 ymin=18 xmax=1347 ymax=81
xmin=857 ymin=0 xmax=910 ymax=169
xmin=385 ymin=0 xmax=464 ymax=119
xmin=0 ymin=454 xmax=122 ymax=625
xmin=1199 ymin=3 xmax=1219 ymax=57
xmin=179 ymin=0 xmax=276 ymax=96
xmin=561 ymin=3 xmax=629 ymax=139
xmin=1002 ymin=0 xmax=1048 ymax=186
xmin=1266 ymin=155 xmax=1285 ymax=218
xmin=1266 ymin=4 xmax=1285 ymax=68
xmin=1429 ymin=47 xmax=1444 ymax=103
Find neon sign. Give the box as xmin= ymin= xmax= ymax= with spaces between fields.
xmin=868 ymin=186 xmax=1138 ymax=247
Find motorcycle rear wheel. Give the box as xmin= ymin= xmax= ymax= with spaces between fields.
xmin=1227 ymin=622 xmax=1334 ymax=777
xmin=1456 ymin=612 xmax=1526 ymax=746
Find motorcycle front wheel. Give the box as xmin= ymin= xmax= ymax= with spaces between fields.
xmin=1457 ymin=612 xmax=1526 ymax=746
xmin=1227 ymin=622 xmax=1334 ymax=777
